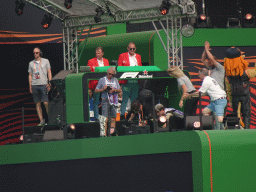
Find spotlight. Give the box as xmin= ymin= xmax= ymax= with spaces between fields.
xmin=159 ymin=0 xmax=172 ymax=15
xmin=94 ymin=7 xmax=104 ymax=23
xmin=64 ymin=0 xmax=72 ymax=9
xmin=70 ymin=124 xmax=76 ymax=130
xmin=226 ymin=18 xmax=241 ymax=28
xmin=245 ymin=13 xmax=252 ymax=20
xmin=41 ymin=13 xmax=53 ymax=29
xmin=200 ymin=14 xmax=207 ymax=21
xmin=158 ymin=116 xmax=167 ymax=128
xmin=244 ymin=13 xmax=255 ymax=28
xmin=197 ymin=14 xmax=211 ymax=28
xmin=20 ymin=135 xmax=24 ymax=141
xmin=15 ymin=0 xmax=25 ymax=16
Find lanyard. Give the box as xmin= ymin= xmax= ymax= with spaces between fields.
xmin=34 ymin=60 xmax=41 ymax=73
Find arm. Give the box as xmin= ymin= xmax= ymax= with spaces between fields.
xmin=179 ymin=84 xmax=188 ymax=108
xmin=137 ymin=54 xmax=142 ymax=66
xmin=28 ymin=73 xmax=32 ymax=93
xmin=204 ymin=41 xmax=218 ymax=67
xmin=87 ymin=58 xmax=95 ymax=72
xmin=118 ymin=54 xmax=123 ymax=66
xmin=95 ymin=85 xmax=108 ymax=93
xmin=201 ymin=50 xmax=210 ymax=68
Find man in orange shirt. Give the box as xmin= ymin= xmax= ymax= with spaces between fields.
xmin=118 ymin=42 xmax=142 ymax=119
xmin=87 ymin=47 xmax=109 ymax=120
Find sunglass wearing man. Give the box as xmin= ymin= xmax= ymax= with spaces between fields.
xmin=118 ymin=42 xmax=142 ymax=120
xmin=28 ymin=47 xmax=52 ymax=126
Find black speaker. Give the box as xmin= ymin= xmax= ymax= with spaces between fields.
xmin=125 ymin=124 xmax=150 ymax=135
xmin=43 ymin=130 xmax=64 ymax=141
xmin=48 ymin=99 xmax=65 ymax=125
xmin=224 ymin=114 xmax=240 ymax=129
xmin=24 ymin=133 xmax=44 ymax=143
xmin=185 ymin=116 xmax=213 ymax=130
xmin=74 ymin=122 xmax=100 ymax=139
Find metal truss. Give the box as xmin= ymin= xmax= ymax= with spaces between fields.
xmin=24 ymin=0 xmax=70 ymax=20
xmin=25 ymin=0 xmax=196 ymax=71
xmin=152 ymin=17 xmax=183 ymax=69
xmin=63 ymin=25 xmax=79 ymax=72
xmin=64 ymin=5 xmax=196 ymax=28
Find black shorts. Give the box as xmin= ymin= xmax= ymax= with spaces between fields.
xmin=32 ymin=85 xmax=48 ymax=103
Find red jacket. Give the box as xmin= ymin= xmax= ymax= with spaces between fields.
xmin=118 ymin=52 xmax=142 ymax=66
xmin=87 ymin=58 xmax=109 ymax=90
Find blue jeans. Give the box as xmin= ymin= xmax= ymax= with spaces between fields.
xmin=206 ymin=98 xmax=227 ymax=130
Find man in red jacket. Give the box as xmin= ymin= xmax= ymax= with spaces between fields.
xmin=118 ymin=42 xmax=142 ymax=66
xmin=87 ymin=47 xmax=109 ymax=120
xmin=118 ymin=42 xmax=142 ymax=119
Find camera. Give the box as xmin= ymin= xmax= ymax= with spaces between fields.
xmin=106 ymin=86 xmax=111 ymax=91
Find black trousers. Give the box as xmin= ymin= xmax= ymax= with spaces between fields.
xmin=184 ymin=97 xmax=199 ymax=116
xmin=232 ymin=95 xmax=251 ymax=129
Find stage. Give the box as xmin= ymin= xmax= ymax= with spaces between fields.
xmin=1 ymin=130 xmax=256 ymax=192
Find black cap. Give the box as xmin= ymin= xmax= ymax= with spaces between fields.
xmin=226 ymin=47 xmax=241 ymax=59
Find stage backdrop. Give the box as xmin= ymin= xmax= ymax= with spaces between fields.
xmin=1 ymin=27 xmax=256 ymax=145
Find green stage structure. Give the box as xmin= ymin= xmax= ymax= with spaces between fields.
xmin=1 ymin=130 xmax=256 ymax=192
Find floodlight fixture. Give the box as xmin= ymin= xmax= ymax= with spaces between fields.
xmin=197 ymin=14 xmax=211 ymax=28
xmin=15 ymin=0 xmax=25 ymax=15
xmin=226 ymin=18 xmax=241 ymax=28
xmin=64 ymin=0 xmax=72 ymax=9
xmin=244 ymin=13 xmax=255 ymax=28
xmin=94 ymin=7 xmax=104 ymax=23
xmin=41 ymin=13 xmax=53 ymax=29
xmin=159 ymin=0 xmax=172 ymax=15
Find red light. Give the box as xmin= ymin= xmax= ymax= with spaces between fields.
xmin=161 ymin=8 xmax=168 ymax=15
xmin=200 ymin=14 xmax=207 ymax=21
xmin=43 ymin=24 xmax=49 ymax=29
xmin=246 ymin=13 xmax=252 ymax=20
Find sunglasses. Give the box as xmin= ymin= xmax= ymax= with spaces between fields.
xmin=33 ymin=52 xmax=40 ymax=54
xmin=108 ymin=73 xmax=115 ymax=76
xmin=129 ymin=48 xmax=136 ymax=51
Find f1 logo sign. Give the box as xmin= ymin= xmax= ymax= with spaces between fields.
xmin=120 ymin=72 xmax=139 ymax=79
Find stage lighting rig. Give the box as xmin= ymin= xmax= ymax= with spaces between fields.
xmin=41 ymin=13 xmax=53 ymax=29
xmin=15 ymin=0 xmax=25 ymax=16
xmin=64 ymin=0 xmax=72 ymax=9
xmin=196 ymin=14 xmax=211 ymax=28
xmin=159 ymin=0 xmax=172 ymax=15
xmin=244 ymin=13 xmax=255 ymax=28
xmin=94 ymin=7 xmax=105 ymax=23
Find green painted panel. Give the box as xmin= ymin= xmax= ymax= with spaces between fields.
xmin=106 ymin=23 xmax=126 ymax=35
xmin=65 ymin=73 xmax=85 ymax=124
xmin=183 ymin=28 xmax=256 ymax=47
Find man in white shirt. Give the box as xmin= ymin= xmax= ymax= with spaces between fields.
xmin=186 ymin=68 xmax=227 ymax=130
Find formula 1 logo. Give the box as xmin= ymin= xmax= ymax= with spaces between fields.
xmin=119 ymin=72 xmax=139 ymax=79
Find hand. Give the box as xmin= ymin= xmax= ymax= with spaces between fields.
xmin=183 ymin=93 xmax=189 ymax=99
xmin=46 ymin=83 xmax=51 ymax=92
xmin=103 ymin=85 xmax=108 ymax=91
xmin=109 ymin=88 xmax=115 ymax=94
xmin=205 ymin=41 xmax=210 ymax=50
xmin=179 ymin=100 xmax=183 ymax=108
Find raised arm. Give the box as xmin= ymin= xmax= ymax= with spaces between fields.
xmin=204 ymin=41 xmax=218 ymax=67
